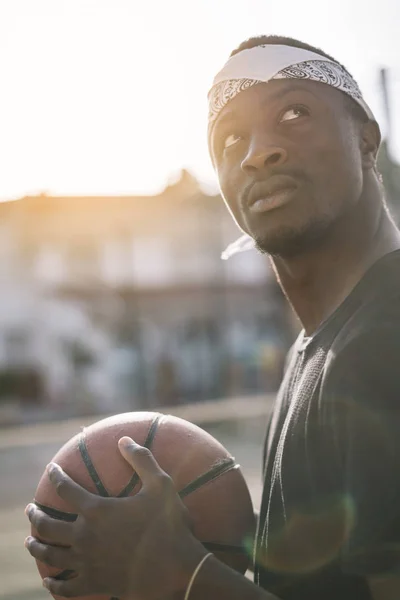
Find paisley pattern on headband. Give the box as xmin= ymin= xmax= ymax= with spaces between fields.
xmin=275 ymin=60 xmax=363 ymax=101
xmin=208 ymin=60 xmax=363 ymax=127
xmin=208 ymin=78 xmax=262 ymax=125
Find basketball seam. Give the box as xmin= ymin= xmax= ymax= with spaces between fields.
xmin=79 ymin=433 xmax=110 ymax=497
xmin=182 ymin=463 xmax=241 ymax=496
xmin=33 ymin=501 xmax=77 ymax=522
xmin=178 ymin=457 xmax=238 ymax=499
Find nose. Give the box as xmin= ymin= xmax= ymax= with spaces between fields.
xmin=241 ymin=138 xmax=288 ymax=174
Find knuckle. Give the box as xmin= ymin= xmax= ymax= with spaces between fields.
xmin=154 ymin=472 xmax=172 ymax=490
xmin=82 ymin=495 xmax=101 ymax=518
xmin=55 ymin=477 xmax=67 ymax=494
xmin=182 ymin=506 xmax=193 ymax=528
xmin=55 ymin=586 xmax=74 ymax=598
xmin=48 ymin=576 xmax=81 ymax=597
xmin=41 ymin=546 xmax=55 ymax=566
xmin=135 ymin=446 xmax=153 ymax=460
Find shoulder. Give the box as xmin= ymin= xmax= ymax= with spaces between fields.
xmin=319 ymin=298 xmax=400 ymax=428
xmin=317 ymin=309 xmax=400 ymax=476
xmin=322 ymin=295 xmax=400 ymax=410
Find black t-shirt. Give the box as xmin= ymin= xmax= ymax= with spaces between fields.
xmin=254 ymin=250 xmax=400 ymax=600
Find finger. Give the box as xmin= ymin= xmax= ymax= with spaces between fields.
xmin=47 ymin=463 xmax=98 ymax=513
xmin=118 ymin=437 xmax=166 ymax=485
xmin=25 ymin=537 xmax=78 ymax=570
xmin=25 ymin=504 xmax=74 ymax=545
xmin=43 ymin=574 xmax=86 ymax=598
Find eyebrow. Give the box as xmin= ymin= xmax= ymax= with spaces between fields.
xmin=213 ymin=81 xmax=317 ymax=131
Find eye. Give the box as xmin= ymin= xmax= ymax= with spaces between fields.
xmin=223 ymin=133 xmax=241 ymax=150
xmin=280 ymin=105 xmax=310 ymax=123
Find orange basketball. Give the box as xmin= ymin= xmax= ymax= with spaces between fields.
xmin=32 ymin=411 xmax=255 ymax=600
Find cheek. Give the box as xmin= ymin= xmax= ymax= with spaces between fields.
xmin=309 ymin=131 xmax=363 ymax=199
xmin=340 ymin=134 xmax=363 ymax=189
xmin=217 ymin=164 xmax=248 ymax=231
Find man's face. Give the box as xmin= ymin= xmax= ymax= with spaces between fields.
xmin=210 ymin=79 xmax=365 ymax=257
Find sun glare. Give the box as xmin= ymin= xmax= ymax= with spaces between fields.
xmin=0 ymin=0 xmax=398 ymax=201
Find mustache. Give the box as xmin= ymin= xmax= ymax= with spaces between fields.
xmin=241 ymin=167 xmax=307 ymax=207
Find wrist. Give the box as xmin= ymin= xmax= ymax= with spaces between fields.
xmin=175 ymin=536 xmax=211 ymax=596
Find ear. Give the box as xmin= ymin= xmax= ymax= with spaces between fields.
xmin=360 ymin=120 xmax=381 ymax=170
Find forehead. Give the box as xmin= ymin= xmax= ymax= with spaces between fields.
xmin=213 ymin=79 xmax=346 ymax=128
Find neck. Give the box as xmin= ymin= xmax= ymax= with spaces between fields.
xmin=270 ymin=187 xmax=400 ymax=335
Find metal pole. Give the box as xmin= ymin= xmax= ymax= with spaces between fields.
xmin=380 ymin=68 xmax=393 ymax=156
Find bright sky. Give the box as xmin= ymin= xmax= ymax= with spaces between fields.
xmin=0 ymin=0 xmax=399 ymax=200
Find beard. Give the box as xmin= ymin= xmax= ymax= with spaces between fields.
xmin=254 ymin=214 xmax=334 ymax=259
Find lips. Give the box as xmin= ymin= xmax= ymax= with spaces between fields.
xmin=246 ymin=175 xmax=298 ymax=209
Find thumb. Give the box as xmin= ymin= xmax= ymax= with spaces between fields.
xmin=118 ymin=437 xmax=164 ymax=485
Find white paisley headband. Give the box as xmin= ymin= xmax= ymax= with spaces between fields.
xmin=207 ymin=44 xmax=376 ymax=259
xmin=208 ymin=44 xmax=374 ymax=132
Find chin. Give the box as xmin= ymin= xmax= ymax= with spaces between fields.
xmin=253 ymin=219 xmax=332 ymax=259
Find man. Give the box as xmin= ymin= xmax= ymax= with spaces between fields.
xmin=25 ymin=36 xmax=400 ymax=600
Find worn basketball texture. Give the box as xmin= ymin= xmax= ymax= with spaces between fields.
xmin=32 ymin=411 xmax=255 ymax=600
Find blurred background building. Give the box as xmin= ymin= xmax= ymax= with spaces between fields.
xmin=0 ymin=170 xmax=294 ymax=426
xmin=0 ymin=150 xmax=398 ymax=427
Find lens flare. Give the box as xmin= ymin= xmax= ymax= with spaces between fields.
xmin=255 ymin=494 xmax=356 ymax=574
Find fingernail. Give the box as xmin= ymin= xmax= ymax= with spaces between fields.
xmin=43 ymin=578 xmax=50 ymax=589
xmin=25 ymin=504 xmax=34 ymax=517
xmin=120 ymin=436 xmax=137 ymax=447
xmin=47 ymin=463 xmax=61 ymax=481
xmin=24 ymin=536 xmax=33 ymax=548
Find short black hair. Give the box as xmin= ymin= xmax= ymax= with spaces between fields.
xmin=230 ymin=35 xmax=368 ymax=124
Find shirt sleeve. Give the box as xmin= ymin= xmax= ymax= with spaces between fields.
xmin=322 ymin=324 xmax=400 ymax=578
